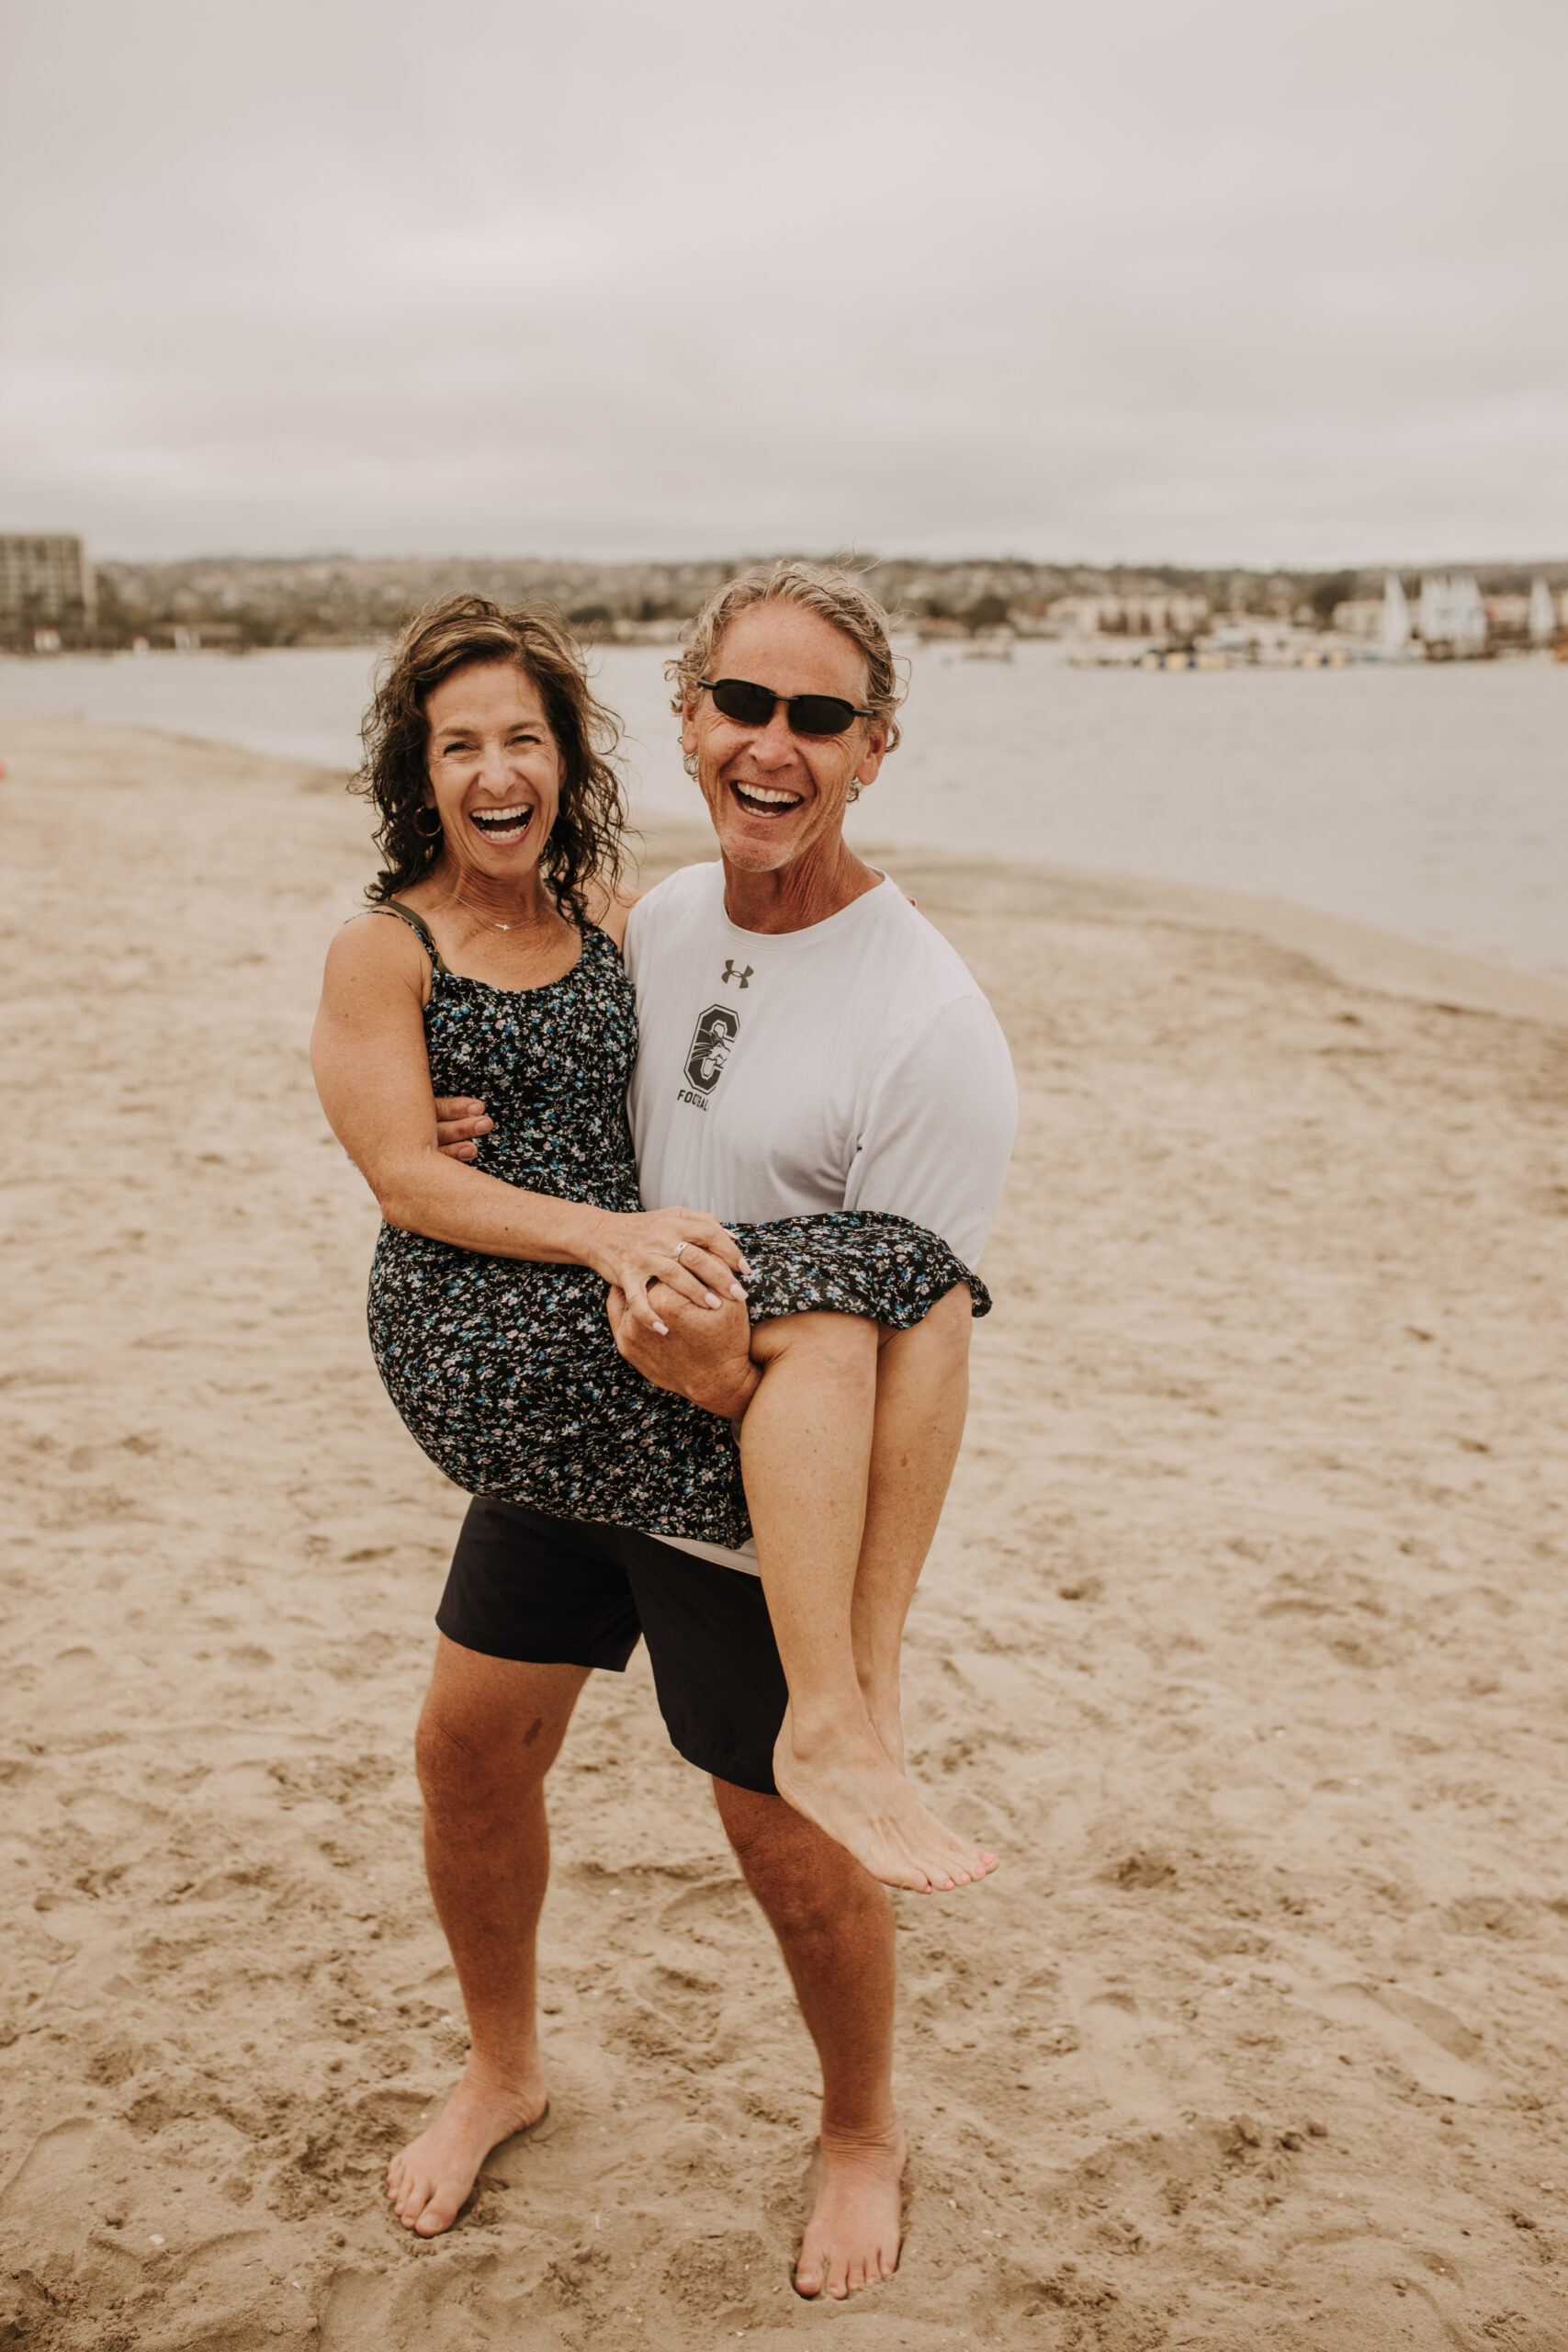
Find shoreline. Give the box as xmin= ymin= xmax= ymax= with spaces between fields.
xmin=852 ymin=841 xmax=1568 ymax=1030
xmin=4 ymin=668 xmax=1564 ymax=1011
xmin=618 ymin=814 xmax=1568 ymax=1033
xmin=9 ymin=702 xmax=1553 ymax=1029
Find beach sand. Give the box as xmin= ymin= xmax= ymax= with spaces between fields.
xmin=3 ymin=707 xmax=1567 ymax=2352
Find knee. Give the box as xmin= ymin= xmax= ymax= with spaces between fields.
xmin=733 ymin=1840 xmax=837 ymax=1942
xmin=414 ymin=1701 xmax=540 ymax=1816
xmin=909 ymin=1284 xmax=973 ymax=1361
xmin=761 ymin=1877 xmax=845 ymax=1948
xmin=721 ymin=1794 xmax=885 ymax=1943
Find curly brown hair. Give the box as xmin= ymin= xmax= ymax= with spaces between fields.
xmin=355 ymin=594 xmax=628 ymax=924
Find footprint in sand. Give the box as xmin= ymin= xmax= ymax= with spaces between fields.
xmin=1274 ymin=2222 xmax=1469 ymax=2334
xmin=1056 ymin=1967 xmax=1227 ymax=2128
xmin=1 ymin=2118 xmax=100 ymax=2247
xmin=317 ymin=2242 xmax=493 ymax=2347
xmin=61 ymin=1788 xmax=169 ymax=1838
xmin=1309 ymin=1981 xmax=1490 ymax=2104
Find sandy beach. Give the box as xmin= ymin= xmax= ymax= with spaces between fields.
xmin=4 ymin=706 xmax=1568 ymax=2352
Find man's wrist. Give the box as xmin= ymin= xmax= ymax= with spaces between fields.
xmin=693 ymin=1361 xmax=760 ymax=1420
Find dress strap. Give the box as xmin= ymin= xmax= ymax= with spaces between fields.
xmin=374 ymin=900 xmax=452 ymax=975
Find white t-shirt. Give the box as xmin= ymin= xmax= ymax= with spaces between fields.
xmin=622 ymin=863 xmax=1018 ymax=1570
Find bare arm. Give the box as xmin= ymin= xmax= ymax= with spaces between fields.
xmin=310 ymin=912 xmax=742 ymax=1335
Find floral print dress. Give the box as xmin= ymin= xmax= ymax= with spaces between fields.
xmin=366 ymin=905 xmax=989 ymax=1548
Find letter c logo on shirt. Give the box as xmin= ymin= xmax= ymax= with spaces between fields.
xmin=684 ymin=1004 xmax=739 ymax=1094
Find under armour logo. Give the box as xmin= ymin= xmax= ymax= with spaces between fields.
xmin=721 ymin=959 xmax=753 ymax=989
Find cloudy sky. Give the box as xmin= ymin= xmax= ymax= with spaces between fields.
xmin=2 ymin=0 xmax=1562 ymax=566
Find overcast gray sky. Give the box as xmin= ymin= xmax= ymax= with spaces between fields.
xmin=2 ymin=0 xmax=1563 ymax=566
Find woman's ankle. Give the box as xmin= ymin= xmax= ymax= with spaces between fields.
xmin=779 ymin=1702 xmax=895 ymax=1770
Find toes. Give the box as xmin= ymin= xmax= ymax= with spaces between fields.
xmin=395 ymin=2172 xmax=444 ymax=2228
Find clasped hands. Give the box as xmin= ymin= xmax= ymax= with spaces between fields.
xmin=434 ymin=1095 xmax=759 ymax=1420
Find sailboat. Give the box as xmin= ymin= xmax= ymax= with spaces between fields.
xmin=1529 ymin=577 xmax=1559 ymax=647
xmin=1417 ymin=572 xmax=1488 ymax=659
xmin=1381 ymin=571 xmax=1411 ymax=656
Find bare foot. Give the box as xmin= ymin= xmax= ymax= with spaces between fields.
xmin=386 ymin=2059 xmax=547 ymax=2236
xmin=773 ymin=1705 xmax=997 ymax=1894
xmin=795 ymin=2118 xmax=908 ymax=2300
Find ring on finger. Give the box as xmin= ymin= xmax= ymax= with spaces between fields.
xmin=671 ymin=1240 xmax=688 ymax=1264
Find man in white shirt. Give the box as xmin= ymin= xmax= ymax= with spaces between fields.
xmin=405 ymin=565 xmax=1016 ymax=2299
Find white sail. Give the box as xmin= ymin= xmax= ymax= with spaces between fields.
xmin=1529 ymin=577 xmax=1559 ymax=645
xmin=1381 ymin=571 xmax=1411 ymax=652
xmin=1417 ymin=571 xmax=1488 ymax=656
xmin=1453 ymin=574 xmax=1486 ymax=655
xmin=1418 ymin=573 xmax=1447 ymax=643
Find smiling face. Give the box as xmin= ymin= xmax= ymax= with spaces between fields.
xmin=422 ymin=659 xmax=563 ymax=885
xmin=681 ymin=601 xmax=887 ymax=876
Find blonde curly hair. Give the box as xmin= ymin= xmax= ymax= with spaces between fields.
xmin=666 ymin=560 xmax=905 ymax=760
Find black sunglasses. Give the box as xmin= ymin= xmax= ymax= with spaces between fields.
xmin=699 ymin=676 xmax=874 ymax=738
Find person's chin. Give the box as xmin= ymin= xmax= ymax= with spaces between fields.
xmin=715 ymin=807 xmax=812 ymax=869
xmin=717 ymin=828 xmax=803 ymax=873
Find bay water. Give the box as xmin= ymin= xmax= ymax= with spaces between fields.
xmin=4 ymin=640 xmax=1562 ymax=982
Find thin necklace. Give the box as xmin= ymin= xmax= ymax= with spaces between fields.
xmin=450 ymin=892 xmax=553 ymax=935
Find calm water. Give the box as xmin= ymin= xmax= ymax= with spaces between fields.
xmin=4 ymin=641 xmax=1563 ymax=980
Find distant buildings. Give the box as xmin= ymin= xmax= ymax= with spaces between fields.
xmin=3 ymin=539 xmax=1562 ymax=659
xmin=1046 ymin=591 xmax=1211 ymax=640
xmin=0 ymin=534 xmax=96 ymax=630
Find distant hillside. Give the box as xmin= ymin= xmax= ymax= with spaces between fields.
xmin=54 ymin=549 xmax=1568 ymax=651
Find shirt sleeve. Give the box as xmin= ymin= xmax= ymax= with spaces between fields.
xmin=620 ymin=885 xmax=649 ymax=985
xmin=842 ymin=991 xmax=1019 ymax=1268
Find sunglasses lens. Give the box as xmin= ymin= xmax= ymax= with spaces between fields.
xmin=708 ymin=679 xmax=859 ymax=735
xmin=787 ymin=695 xmax=856 ymax=736
xmin=710 ymin=679 xmax=777 ymax=727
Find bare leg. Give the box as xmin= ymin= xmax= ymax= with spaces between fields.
xmin=741 ymin=1312 xmax=989 ymax=1893
xmin=853 ymin=1284 xmax=973 ymax=1768
xmin=387 ymin=1636 xmax=587 ymax=2236
xmin=714 ymin=1779 xmax=907 ymax=2301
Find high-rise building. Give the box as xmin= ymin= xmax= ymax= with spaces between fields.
xmin=0 ymin=535 xmax=96 ymax=627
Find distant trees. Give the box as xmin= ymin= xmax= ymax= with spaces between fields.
xmin=51 ymin=554 xmax=1563 ymax=657
xmin=1304 ymin=571 xmax=1360 ymax=628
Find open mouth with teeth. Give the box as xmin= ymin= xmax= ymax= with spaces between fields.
xmin=729 ymin=781 xmax=805 ymax=817
xmin=467 ymin=803 xmax=535 ymax=844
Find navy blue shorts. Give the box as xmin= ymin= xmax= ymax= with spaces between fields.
xmin=437 ymin=1498 xmax=786 ymax=1796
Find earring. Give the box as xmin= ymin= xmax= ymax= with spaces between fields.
xmin=414 ymin=806 xmax=443 ymax=839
